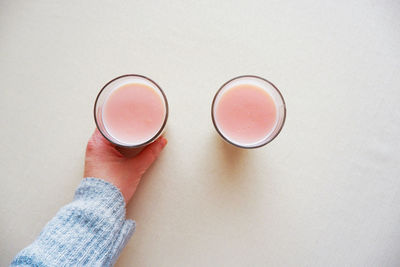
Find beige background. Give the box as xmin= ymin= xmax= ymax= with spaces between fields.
xmin=1 ymin=0 xmax=400 ymax=266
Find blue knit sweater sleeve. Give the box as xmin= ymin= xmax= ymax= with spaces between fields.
xmin=11 ymin=178 xmax=135 ymax=267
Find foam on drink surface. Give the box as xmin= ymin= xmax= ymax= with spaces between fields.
xmin=102 ymin=83 xmax=166 ymax=145
xmin=214 ymin=84 xmax=277 ymax=145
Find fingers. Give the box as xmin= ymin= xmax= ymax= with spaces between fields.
xmin=93 ymin=128 xmax=115 ymax=146
xmin=133 ymin=137 xmax=167 ymax=172
xmin=86 ymin=128 xmax=124 ymax=159
xmin=87 ymin=128 xmax=114 ymax=149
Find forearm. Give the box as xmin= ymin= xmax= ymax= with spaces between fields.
xmin=11 ymin=178 xmax=135 ymax=266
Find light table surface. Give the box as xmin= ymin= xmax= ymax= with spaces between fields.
xmin=1 ymin=1 xmax=400 ymax=266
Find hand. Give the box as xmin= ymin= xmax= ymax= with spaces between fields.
xmin=84 ymin=129 xmax=167 ymax=204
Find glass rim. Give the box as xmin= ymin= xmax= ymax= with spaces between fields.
xmin=211 ymin=75 xmax=286 ymax=149
xmin=94 ymin=74 xmax=169 ymax=148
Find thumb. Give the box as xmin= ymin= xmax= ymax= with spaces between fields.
xmin=131 ymin=137 xmax=167 ymax=173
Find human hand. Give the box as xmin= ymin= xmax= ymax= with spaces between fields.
xmin=84 ymin=129 xmax=167 ymax=204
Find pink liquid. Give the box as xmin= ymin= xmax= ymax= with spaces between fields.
xmin=215 ymin=84 xmax=277 ymax=145
xmin=103 ymin=83 xmax=166 ymax=144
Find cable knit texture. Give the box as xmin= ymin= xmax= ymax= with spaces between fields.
xmin=11 ymin=178 xmax=135 ymax=267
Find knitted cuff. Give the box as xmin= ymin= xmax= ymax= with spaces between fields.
xmin=11 ymin=177 xmax=135 ymax=266
xmin=74 ymin=178 xmax=127 ymax=219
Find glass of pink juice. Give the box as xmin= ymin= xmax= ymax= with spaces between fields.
xmin=212 ymin=75 xmax=286 ymax=148
xmin=94 ymin=74 xmax=168 ymax=148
